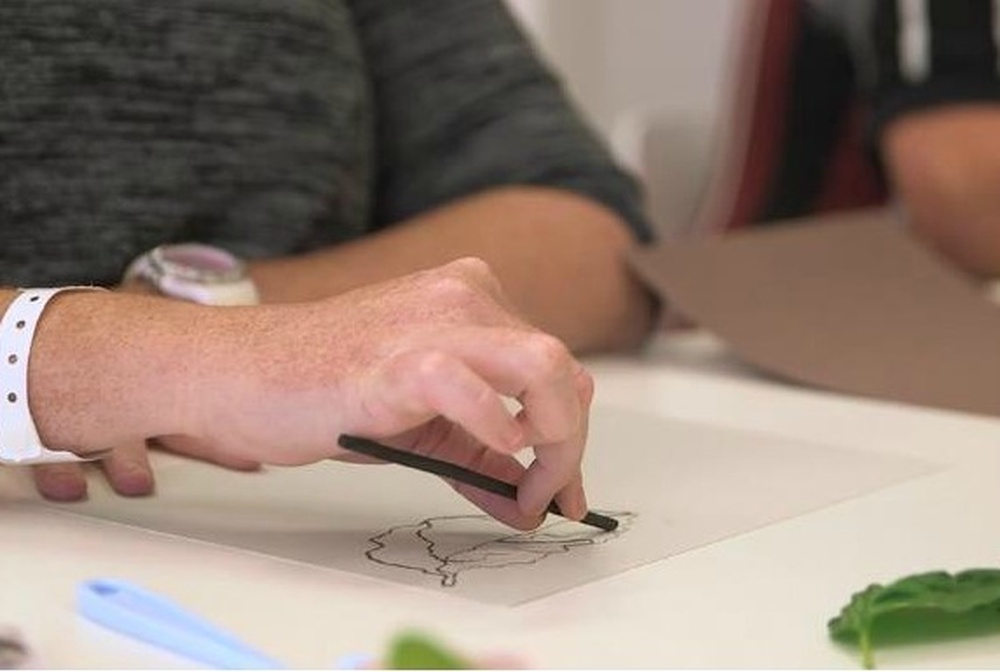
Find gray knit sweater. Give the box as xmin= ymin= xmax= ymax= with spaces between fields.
xmin=0 ymin=0 xmax=648 ymax=286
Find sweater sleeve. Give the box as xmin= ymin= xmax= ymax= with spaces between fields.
xmin=867 ymin=0 xmax=1000 ymax=136
xmin=347 ymin=0 xmax=653 ymax=242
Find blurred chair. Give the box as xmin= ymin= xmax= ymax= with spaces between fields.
xmin=612 ymin=0 xmax=887 ymax=241
xmin=612 ymin=106 xmax=717 ymax=241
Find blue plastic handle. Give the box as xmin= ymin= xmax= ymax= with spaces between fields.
xmin=78 ymin=578 xmax=283 ymax=669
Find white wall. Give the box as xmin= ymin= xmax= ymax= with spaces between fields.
xmin=506 ymin=0 xmax=744 ymax=140
xmin=506 ymin=1 xmax=748 ymax=233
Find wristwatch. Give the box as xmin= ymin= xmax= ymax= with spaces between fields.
xmin=124 ymin=243 xmax=260 ymax=306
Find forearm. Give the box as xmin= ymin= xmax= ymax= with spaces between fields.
xmin=249 ymin=187 xmax=655 ymax=353
xmin=3 ymin=289 xmax=206 ymax=454
xmin=882 ymin=106 xmax=1000 ymax=277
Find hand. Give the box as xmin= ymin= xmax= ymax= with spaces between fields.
xmin=30 ymin=438 xmax=260 ymax=501
xmin=172 ymin=258 xmax=592 ymax=528
xmin=30 ymin=258 xmax=593 ymax=529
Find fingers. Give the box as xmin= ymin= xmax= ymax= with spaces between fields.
xmin=365 ymin=328 xmax=591 ymax=523
xmin=454 ymin=480 xmax=543 ymax=530
xmin=32 ymin=462 xmax=88 ymax=501
xmin=443 ymin=453 xmax=544 ymax=530
xmin=519 ymin=444 xmax=588 ymax=520
xmin=99 ymin=441 xmax=155 ymax=496
xmin=393 ymin=329 xmax=585 ymax=440
xmin=31 ymin=435 xmax=262 ymax=502
xmin=371 ymin=349 xmax=524 ymax=454
xmin=469 ymin=335 xmax=588 ymax=518
xmin=32 ymin=441 xmax=157 ymax=500
xmin=551 ymin=472 xmax=588 ymax=521
xmin=407 ymin=427 xmax=543 ymax=530
xmin=511 ymin=338 xmax=585 ymax=444
xmin=434 ymin=331 xmax=591 ymax=519
xmin=518 ymin=368 xmax=593 ymax=519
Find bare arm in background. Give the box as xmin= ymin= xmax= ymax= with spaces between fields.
xmin=864 ymin=0 xmax=1000 ymax=275
xmin=250 ymin=187 xmax=654 ymax=353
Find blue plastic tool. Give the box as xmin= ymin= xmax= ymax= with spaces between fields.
xmin=77 ymin=578 xmax=283 ymax=669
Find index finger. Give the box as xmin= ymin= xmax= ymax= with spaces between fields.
xmin=390 ymin=327 xmax=593 ymax=518
xmin=516 ymin=365 xmax=594 ymax=518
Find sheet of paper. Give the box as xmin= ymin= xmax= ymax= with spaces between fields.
xmin=31 ymin=407 xmax=935 ymax=605
xmin=629 ymin=209 xmax=1000 ymax=417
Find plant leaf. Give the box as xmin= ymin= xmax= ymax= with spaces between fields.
xmin=828 ymin=568 xmax=1000 ymax=668
xmin=386 ymin=631 xmax=471 ymax=669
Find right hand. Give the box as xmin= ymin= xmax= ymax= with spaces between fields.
xmin=184 ymin=257 xmax=593 ymax=529
xmin=31 ymin=258 xmax=593 ymax=529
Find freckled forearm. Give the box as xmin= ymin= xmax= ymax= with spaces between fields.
xmin=24 ymin=291 xmax=213 ymax=453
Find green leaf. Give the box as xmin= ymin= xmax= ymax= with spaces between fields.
xmin=828 ymin=568 xmax=1000 ymax=669
xmin=386 ymin=631 xmax=472 ymax=669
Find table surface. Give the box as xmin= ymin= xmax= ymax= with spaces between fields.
xmin=3 ymin=332 xmax=1000 ymax=669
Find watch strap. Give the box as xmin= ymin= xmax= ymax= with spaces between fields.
xmin=124 ymin=244 xmax=260 ymax=306
xmin=157 ymin=273 xmax=260 ymax=306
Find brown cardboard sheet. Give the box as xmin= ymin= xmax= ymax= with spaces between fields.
xmin=628 ymin=208 xmax=1000 ymax=417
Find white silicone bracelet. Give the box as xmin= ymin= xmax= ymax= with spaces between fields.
xmin=0 ymin=287 xmax=105 ymax=465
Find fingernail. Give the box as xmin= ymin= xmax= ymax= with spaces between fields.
xmin=113 ymin=469 xmax=154 ymax=497
xmin=108 ymin=460 xmax=154 ymax=497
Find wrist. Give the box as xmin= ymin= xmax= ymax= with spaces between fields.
xmin=0 ymin=287 xmax=115 ymax=464
xmin=28 ymin=291 xmax=209 ymax=453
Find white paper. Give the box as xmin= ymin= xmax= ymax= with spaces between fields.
xmin=37 ymin=408 xmax=937 ymax=604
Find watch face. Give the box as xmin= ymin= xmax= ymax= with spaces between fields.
xmin=151 ymin=244 xmax=246 ymax=283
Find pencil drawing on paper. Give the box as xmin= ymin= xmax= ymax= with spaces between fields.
xmin=365 ymin=511 xmax=636 ymax=587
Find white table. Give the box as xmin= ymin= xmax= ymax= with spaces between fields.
xmin=3 ymin=332 xmax=1000 ymax=669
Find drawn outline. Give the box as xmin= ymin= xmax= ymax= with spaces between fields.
xmin=365 ymin=511 xmax=635 ymax=587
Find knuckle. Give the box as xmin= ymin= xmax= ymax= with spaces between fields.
xmin=523 ymin=333 xmax=572 ymax=377
xmin=449 ymin=256 xmax=494 ymax=279
xmin=446 ymin=257 xmax=504 ymax=297
xmin=382 ymin=350 xmax=419 ymax=383
xmin=467 ymin=380 xmax=497 ymax=413
xmin=411 ymin=349 xmax=454 ymax=382
xmin=381 ymin=349 xmax=443 ymax=398
xmin=428 ymin=274 xmax=478 ymax=306
xmin=381 ymin=349 xmax=454 ymax=413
